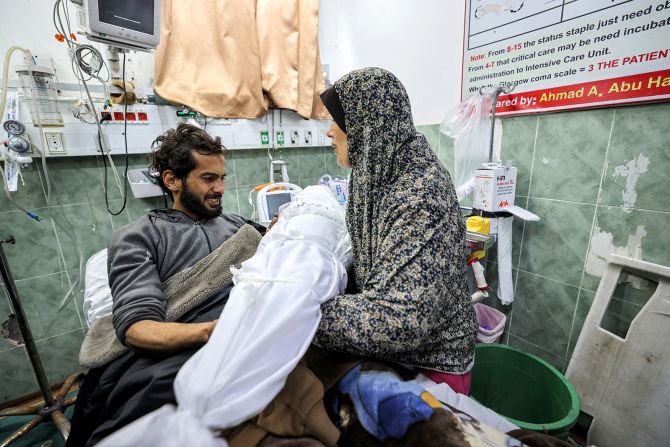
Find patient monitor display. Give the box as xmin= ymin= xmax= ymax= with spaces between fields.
xmin=81 ymin=0 xmax=160 ymax=50
xmin=256 ymin=183 xmax=302 ymax=224
xmin=265 ymin=192 xmax=293 ymax=217
xmin=98 ymin=0 xmax=155 ymax=36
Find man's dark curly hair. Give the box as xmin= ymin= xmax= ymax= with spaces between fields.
xmin=149 ymin=123 xmax=227 ymax=199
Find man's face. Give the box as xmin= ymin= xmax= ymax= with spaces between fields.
xmin=326 ymin=121 xmax=351 ymax=168
xmin=172 ymin=151 xmax=226 ymax=220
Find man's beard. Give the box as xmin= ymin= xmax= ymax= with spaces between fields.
xmin=181 ymin=182 xmax=222 ymax=219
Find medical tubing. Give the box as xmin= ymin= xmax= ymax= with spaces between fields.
xmin=24 ymin=49 xmax=85 ymax=308
xmin=1 ymin=46 xmax=85 ymax=306
xmin=76 ymin=63 xmax=124 ymax=195
xmin=0 ymin=46 xmax=41 ymax=220
xmin=23 ymin=49 xmax=54 ymax=206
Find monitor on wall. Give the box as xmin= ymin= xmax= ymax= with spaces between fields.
xmin=80 ymin=0 xmax=160 ymax=51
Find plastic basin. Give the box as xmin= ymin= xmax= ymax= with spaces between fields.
xmin=470 ymin=344 xmax=580 ymax=440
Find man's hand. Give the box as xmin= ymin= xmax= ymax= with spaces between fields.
xmin=124 ymin=319 xmax=218 ymax=353
xmin=203 ymin=319 xmax=218 ymax=342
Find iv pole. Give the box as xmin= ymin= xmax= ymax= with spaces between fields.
xmin=0 ymin=236 xmax=80 ymax=447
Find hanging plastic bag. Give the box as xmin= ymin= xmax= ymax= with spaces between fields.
xmin=440 ymin=89 xmax=494 ymax=194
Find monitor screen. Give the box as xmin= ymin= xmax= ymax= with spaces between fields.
xmin=266 ymin=193 xmax=293 ymax=217
xmin=98 ymin=0 xmax=154 ymax=35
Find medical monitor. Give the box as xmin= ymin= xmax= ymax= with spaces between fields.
xmin=80 ymin=0 xmax=160 ymax=51
xmin=265 ymin=192 xmax=293 ymax=217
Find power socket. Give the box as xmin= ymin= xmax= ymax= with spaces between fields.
xmin=44 ymin=132 xmax=66 ymax=154
xmin=290 ymin=130 xmax=299 ymax=145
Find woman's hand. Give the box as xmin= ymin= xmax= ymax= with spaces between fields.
xmin=267 ymin=213 xmax=279 ymax=231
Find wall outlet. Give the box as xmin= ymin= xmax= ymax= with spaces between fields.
xmin=44 ymin=132 xmax=65 ymax=154
xmin=290 ymin=130 xmax=299 ymax=145
xmin=304 ymin=130 xmax=312 ymax=144
xmin=318 ymin=131 xmax=326 ymax=144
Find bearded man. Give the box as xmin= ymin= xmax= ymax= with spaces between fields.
xmin=67 ymin=124 xmax=265 ymax=446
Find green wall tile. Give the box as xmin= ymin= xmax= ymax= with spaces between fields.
xmin=599 ymin=103 xmax=670 ymax=212
xmin=44 ymin=203 xmax=113 ymax=271
xmin=278 ymin=147 xmax=300 ymax=183
xmin=581 ymin=206 xmax=670 ymax=292
xmin=234 ymin=149 xmax=270 ymax=188
xmin=0 ymin=211 xmax=63 ymax=280
xmin=417 ymin=124 xmax=440 ymax=154
xmin=36 ymin=329 xmax=86 ymax=385
xmin=44 ymin=156 xmax=105 ymax=206
xmin=530 ymin=109 xmax=612 ymax=203
xmin=500 ymin=115 xmax=537 ymax=197
xmin=126 ymin=197 xmax=161 ymax=222
xmin=0 ymin=347 xmax=36 ymax=402
xmin=224 ymin=156 xmax=237 ymax=191
xmin=438 ymin=133 xmax=455 ymax=174
xmin=298 ymin=147 xmax=326 ymax=180
xmin=507 ymin=334 xmax=566 ymax=372
xmin=221 ymin=187 xmax=241 ymax=215
xmin=567 ymin=289 xmax=595 ymax=361
xmin=508 ymin=271 xmax=579 ymax=359
xmin=108 ymin=199 xmax=133 ymax=231
xmin=519 ymin=198 xmax=595 ymax=287
xmin=13 ymin=272 xmax=83 ymax=340
xmin=0 ymin=163 xmax=46 ymax=213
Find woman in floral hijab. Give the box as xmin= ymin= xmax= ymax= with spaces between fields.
xmin=314 ymin=68 xmax=477 ymax=393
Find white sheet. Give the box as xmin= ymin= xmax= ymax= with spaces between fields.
xmin=99 ymin=185 xmax=352 ymax=446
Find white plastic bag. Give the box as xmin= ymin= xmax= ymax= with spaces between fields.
xmin=99 ymin=185 xmax=353 ymax=446
xmin=440 ymin=90 xmax=494 ymax=194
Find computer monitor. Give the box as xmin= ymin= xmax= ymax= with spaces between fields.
xmin=80 ymin=0 xmax=160 ymax=51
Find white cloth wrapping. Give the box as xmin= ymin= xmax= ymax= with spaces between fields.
xmin=99 ymin=185 xmax=353 ymax=447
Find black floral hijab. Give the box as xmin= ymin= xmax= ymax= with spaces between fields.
xmin=331 ymin=67 xmax=463 ymax=289
xmin=315 ymin=68 xmax=475 ymax=372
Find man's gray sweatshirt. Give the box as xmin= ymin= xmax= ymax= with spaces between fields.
xmin=108 ymin=209 xmax=263 ymax=344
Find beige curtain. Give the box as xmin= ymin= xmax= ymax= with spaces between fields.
xmin=154 ymin=0 xmax=328 ymax=119
xmin=257 ymin=0 xmax=329 ymax=119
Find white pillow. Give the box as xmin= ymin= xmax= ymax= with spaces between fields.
xmin=83 ymin=249 xmax=113 ymax=327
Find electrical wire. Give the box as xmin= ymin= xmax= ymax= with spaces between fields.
xmin=52 ymin=0 xmax=124 ymax=198
xmin=100 ymin=52 xmax=128 ymax=216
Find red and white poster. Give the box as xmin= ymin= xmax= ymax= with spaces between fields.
xmin=462 ymin=0 xmax=670 ymax=115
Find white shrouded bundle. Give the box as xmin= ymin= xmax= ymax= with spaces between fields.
xmin=99 ymin=185 xmax=353 ymax=447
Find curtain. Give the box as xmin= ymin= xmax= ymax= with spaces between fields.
xmin=154 ymin=0 xmax=328 ymax=119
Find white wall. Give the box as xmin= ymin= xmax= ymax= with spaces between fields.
xmin=319 ymin=0 xmax=466 ymax=125
xmin=0 ymin=0 xmax=154 ymax=87
xmin=1 ymin=0 xmax=466 ymax=125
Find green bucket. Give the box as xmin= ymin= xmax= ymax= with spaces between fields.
xmin=470 ymin=344 xmax=580 ymax=440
